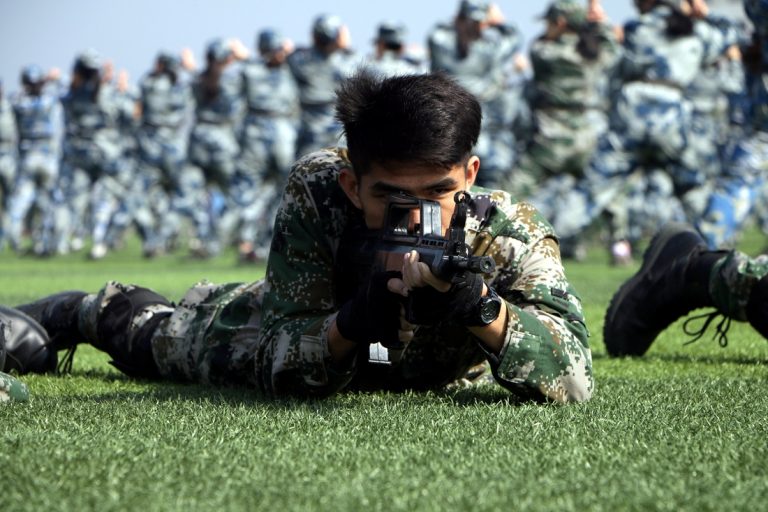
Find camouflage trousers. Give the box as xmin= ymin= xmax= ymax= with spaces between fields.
xmin=696 ymin=132 xmax=768 ymax=248
xmin=550 ymin=84 xmax=695 ymax=243
xmin=77 ymin=280 xmax=493 ymax=394
xmin=710 ymin=250 xmax=768 ymax=320
xmin=0 ymin=150 xmax=15 ymax=246
xmin=5 ymin=144 xmax=58 ymax=252
xmin=234 ymin=117 xmax=296 ymax=246
xmin=0 ymin=372 xmax=28 ymax=403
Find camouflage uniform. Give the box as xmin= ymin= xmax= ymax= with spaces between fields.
xmin=0 ymin=372 xmax=28 ymax=403
xmin=549 ymin=5 xmax=732 ymax=246
xmin=188 ymin=58 xmax=244 ymax=255
xmin=134 ymin=62 xmax=194 ymax=254
xmin=0 ymin=321 xmax=30 ymax=403
xmin=236 ymin=50 xmax=299 ymax=254
xmin=697 ymin=0 xmax=768 ymax=248
xmin=99 ymin=82 xmax=145 ymax=253
xmin=287 ymin=45 xmax=359 ymax=158
xmin=364 ymin=51 xmax=424 ymax=77
xmin=77 ymin=148 xmax=592 ymax=403
xmin=6 ymin=82 xmax=61 ymax=253
xmin=521 ymin=7 xmax=620 ymax=225
xmin=364 ymin=22 xmax=425 ymax=77
xmin=0 ymin=92 xmax=17 ymax=248
xmin=45 ymin=74 xmax=126 ymax=255
xmin=428 ymin=12 xmax=522 ymax=188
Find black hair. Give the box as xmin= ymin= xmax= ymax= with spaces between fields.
xmin=335 ymin=71 xmax=482 ymax=175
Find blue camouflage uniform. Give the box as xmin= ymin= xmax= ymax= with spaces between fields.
xmin=697 ymin=0 xmax=768 ymax=247
xmin=364 ymin=22 xmax=426 ymax=77
xmin=95 ymin=81 xmax=142 ymax=257
xmin=187 ymin=39 xmax=244 ymax=256
xmin=76 ymin=148 xmax=593 ymax=403
xmin=428 ymin=2 xmax=522 ymax=188
xmin=549 ymin=4 xmax=731 ymax=248
xmin=235 ymin=30 xmax=300 ymax=258
xmin=47 ymin=52 xmax=126 ymax=255
xmin=6 ymin=69 xmax=61 ymax=253
xmin=520 ymin=2 xmax=620 ymax=246
xmin=287 ymin=15 xmax=360 ymax=158
xmin=0 ymin=88 xmax=17 ymax=248
xmin=134 ymin=54 xmax=194 ymax=255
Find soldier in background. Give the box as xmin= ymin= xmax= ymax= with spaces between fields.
xmin=187 ymin=38 xmax=246 ymax=258
xmin=5 ymin=65 xmax=62 ymax=254
xmin=516 ymin=0 xmax=620 ymax=260
xmin=548 ymin=0 xmax=733 ymax=264
xmin=696 ymin=0 xmax=768 ymax=248
xmin=235 ymin=29 xmax=299 ymax=263
xmin=288 ymin=14 xmax=359 ymax=158
xmin=44 ymin=50 xmax=125 ymax=258
xmin=428 ymin=0 xmax=524 ymax=189
xmin=0 ymin=80 xmax=18 ymax=251
xmin=133 ymin=50 xmax=195 ymax=258
xmin=365 ymin=21 xmax=425 ymax=77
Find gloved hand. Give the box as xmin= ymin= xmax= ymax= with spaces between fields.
xmin=400 ymin=251 xmax=485 ymax=326
xmin=335 ymin=270 xmax=405 ymax=347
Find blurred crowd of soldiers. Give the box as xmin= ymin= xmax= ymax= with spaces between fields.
xmin=0 ymin=0 xmax=765 ymax=264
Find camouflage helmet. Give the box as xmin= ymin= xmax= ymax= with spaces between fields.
xmin=157 ymin=51 xmax=181 ymax=73
xmin=258 ymin=28 xmax=284 ymax=54
xmin=458 ymin=0 xmax=489 ymax=21
xmin=21 ymin=64 xmax=45 ymax=85
xmin=375 ymin=21 xmax=407 ymax=47
xmin=541 ymin=0 xmax=587 ymax=29
xmin=206 ymin=38 xmax=233 ymax=62
xmin=75 ymin=48 xmax=102 ymax=71
xmin=312 ymin=14 xmax=343 ymax=45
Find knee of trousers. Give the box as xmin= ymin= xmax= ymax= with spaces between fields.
xmin=746 ymin=274 xmax=768 ymax=340
xmin=95 ymin=286 xmax=174 ymax=379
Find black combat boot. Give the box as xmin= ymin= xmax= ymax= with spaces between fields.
xmin=15 ymin=291 xmax=88 ymax=352
xmin=0 ymin=306 xmax=57 ymax=373
xmin=603 ymin=224 xmax=718 ymax=357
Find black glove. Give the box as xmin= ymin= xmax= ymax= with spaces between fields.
xmin=335 ymin=270 xmax=404 ymax=347
xmin=405 ymin=270 xmax=484 ymax=326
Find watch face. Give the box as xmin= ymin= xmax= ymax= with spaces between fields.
xmin=479 ymin=296 xmax=502 ymax=324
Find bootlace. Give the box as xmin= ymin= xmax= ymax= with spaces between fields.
xmin=56 ymin=346 xmax=77 ymax=374
xmin=682 ymin=311 xmax=732 ymax=348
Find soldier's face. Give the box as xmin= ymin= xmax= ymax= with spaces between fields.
xmin=339 ymin=156 xmax=480 ymax=236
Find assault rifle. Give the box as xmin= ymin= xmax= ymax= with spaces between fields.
xmin=370 ymin=190 xmax=494 ymax=284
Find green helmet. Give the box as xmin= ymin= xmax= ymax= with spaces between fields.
xmin=541 ymin=0 xmax=588 ymax=29
xmin=458 ymin=0 xmax=489 ymax=21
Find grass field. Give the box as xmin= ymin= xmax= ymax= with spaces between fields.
xmin=2 ymin=236 xmax=767 ymax=512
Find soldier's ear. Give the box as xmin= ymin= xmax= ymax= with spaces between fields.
xmin=465 ymin=156 xmax=480 ymax=188
xmin=338 ymin=167 xmax=362 ymax=209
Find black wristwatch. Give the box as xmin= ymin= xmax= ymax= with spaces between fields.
xmin=467 ymin=286 xmax=503 ymax=326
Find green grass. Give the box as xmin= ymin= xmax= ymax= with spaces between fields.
xmin=2 ymin=236 xmax=767 ymax=512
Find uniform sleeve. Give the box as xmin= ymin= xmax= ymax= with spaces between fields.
xmin=491 ymin=236 xmax=593 ymax=403
xmin=255 ymin=163 xmax=356 ymax=398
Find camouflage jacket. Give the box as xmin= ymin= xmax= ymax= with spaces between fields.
xmin=528 ymin=22 xmax=620 ymax=111
xmin=256 ymin=148 xmax=593 ymax=402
